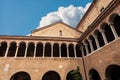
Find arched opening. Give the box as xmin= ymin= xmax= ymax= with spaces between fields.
xmin=69 ymin=44 xmax=75 ymax=57
xmin=26 ymin=42 xmax=34 ymax=57
xmin=44 ymin=43 xmax=51 ymax=57
xmin=10 ymin=71 xmax=31 ymax=80
xmin=85 ymin=40 xmax=91 ymax=54
xmin=76 ymin=44 xmax=82 ymax=57
xmin=7 ymin=42 xmax=17 ymax=57
xmin=36 ymin=42 xmax=43 ymax=57
xmin=109 ymin=13 xmax=120 ymax=36
xmin=0 ymin=41 xmax=7 ymax=57
xmin=89 ymin=35 xmax=97 ymax=50
xmin=42 ymin=71 xmax=61 ymax=80
xmin=17 ymin=42 xmax=26 ymax=57
xmin=105 ymin=65 xmax=120 ymax=80
xmin=53 ymin=43 xmax=59 ymax=57
xmin=101 ymin=23 xmax=115 ymax=42
xmin=66 ymin=70 xmax=74 ymax=80
xmin=94 ymin=30 xmax=105 ymax=47
xmin=66 ymin=70 xmax=82 ymax=80
xmin=61 ymin=43 xmax=67 ymax=57
xmin=82 ymin=43 xmax=87 ymax=56
xmin=89 ymin=69 xmax=101 ymax=80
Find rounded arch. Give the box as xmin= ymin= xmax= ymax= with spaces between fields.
xmin=66 ymin=70 xmax=74 ymax=80
xmin=105 ymin=64 xmax=120 ymax=80
xmin=36 ymin=42 xmax=43 ymax=57
xmin=44 ymin=42 xmax=51 ymax=57
xmin=68 ymin=43 xmax=75 ymax=57
xmin=26 ymin=42 xmax=35 ymax=57
xmin=53 ymin=43 xmax=59 ymax=57
xmin=66 ymin=70 xmax=83 ymax=80
xmin=10 ymin=71 xmax=31 ymax=80
xmin=109 ymin=13 xmax=120 ymax=36
xmin=89 ymin=35 xmax=97 ymax=51
xmin=75 ymin=44 xmax=82 ymax=57
xmin=100 ymin=22 xmax=115 ymax=42
xmin=84 ymin=39 xmax=91 ymax=54
xmin=89 ymin=69 xmax=101 ymax=80
xmin=7 ymin=42 xmax=17 ymax=57
xmin=42 ymin=71 xmax=61 ymax=80
xmin=109 ymin=13 xmax=119 ymax=24
xmin=17 ymin=42 xmax=26 ymax=57
xmin=0 ymin=41 xmax=7 ymax=57
xmin=61 ymin=43 xmax=67 ymax=57
xmin=94 ymin=29 xmax=105 ymax=47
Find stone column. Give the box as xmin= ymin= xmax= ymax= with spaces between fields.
xmin=74 ymin=44 xmax=77 ymax=58
xmin=51 ymin=44 xmax=53 ymax=58
xmin=93 ymin=34 xmax=100 ymax=49
xmin=59 ymin=44 xmax=61 ymax=58
xmin=88 ymin=39 xmax=94 ymax=52
xmin=4 ymin=44 xmax=10 ymax=57
xmin=100 ymin=29 xmax=108 ymax=44
xmin=109 ymin=24 xmax=118 ymax=39
xmin=67 ymin=45 xmax=69 ymax=58
xmin=84 ymin=43 xmax=89 ymax=55
xmin=24 ymin=44 xmax=28 ymax=58
xmin=42 ymin=44 xmax=45 ymax=58
xmin=15 ymin=44 xmax=19 ymax=57
xmin=34 ymin=44 xmax=37 ymax=58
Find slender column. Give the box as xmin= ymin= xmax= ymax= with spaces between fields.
xmin=4 ymin=44 xmax=10 ymax=57
xmin=24 ymin=44 xmax=28 ymax=58
xmin=59 ymin=44 xmax=61 ymax=58
xmin=74 ymin=44 xmax=77 ymax=58
xmin=42 ymin=44 xmax=45 ymax=58
xmin=93 ymin=34 xmax=100 ymax=49
xmin=88 ymin=39 xmax=94 ymax=52
xmin=67 ymin=45 xmax=69 ymax=58
xmin=34 ymin=44 xmax=37 ymax=58
xmin=84 ymin=43 xmax=89 ymax=55
xmin=15 ymin=44 xmax=19 ymax=57
xmin=109 ymin=24 xmax=118 ymax=39
xmin=80 ymin=45 xmax=84 ymax=57
xmin=100 ymin=29 xmax=108 ymax=44
xmin=51 ymin=44 xmax=53 ymax=58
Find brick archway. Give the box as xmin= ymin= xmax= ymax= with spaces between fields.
xmin=105 ymin=65 xmax=120 ymax=80
xmin=10 ymin=71 xmax=31 ymax=80
xmin=42 ymin=71 xmax=61 ymax=80
xmin=89 ymin=69 xmax=101 ymax=80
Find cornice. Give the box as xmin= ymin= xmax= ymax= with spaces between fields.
xmin=0 ymin=35 xmax=78 ymax=42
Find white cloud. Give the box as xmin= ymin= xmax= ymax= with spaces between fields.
xmin=37 ymin=2 xmax=91 ymax=28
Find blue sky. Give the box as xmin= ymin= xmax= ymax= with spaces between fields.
xmin=0 ymin=0 xmax=93 ymax=36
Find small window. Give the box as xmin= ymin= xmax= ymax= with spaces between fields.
xmin=59 ymin=30 xmax=62 ymax=36
xmin=100 ymin=7 xmax=104 ymax=12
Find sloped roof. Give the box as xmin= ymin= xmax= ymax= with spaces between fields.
xmin=32 ymin=22 xmax=82 ymax=33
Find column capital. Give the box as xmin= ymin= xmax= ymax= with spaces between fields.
xmin=83 ymin=43 xmax=88 ymax=46
xmin=109 ymin=23 xmax=114 ymax=26
xmin=88 ymin=39 xmax=92 ymax=42
xmin=34 ymin=44 xmax=37 ymax=47
xmin=93 ymin=34 xmax=98 ymax=38
xmin=99 ymin=29 xmax=105 ymax=33
xmin=80 ymin=45 xmax=84 ymax=50
xmin=16 ymin=44 xmax=19 ymax=47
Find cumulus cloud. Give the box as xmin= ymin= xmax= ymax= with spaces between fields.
xmin=37 ymin=2 xmax=91 ymax=28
